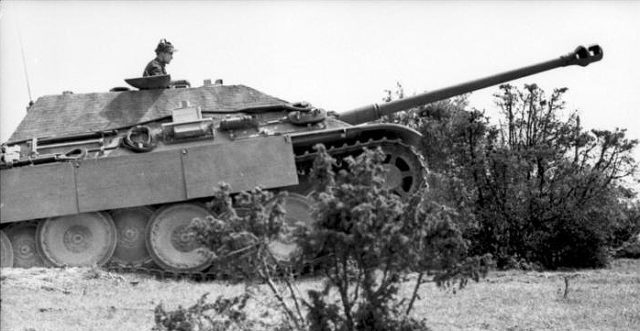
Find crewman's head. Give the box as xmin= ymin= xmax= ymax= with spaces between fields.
xmin=155 ymin=39 xmax=176 ymax=64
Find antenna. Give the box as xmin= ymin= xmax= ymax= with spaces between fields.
xmin=17 ymin=26 xmax=34 ymax=107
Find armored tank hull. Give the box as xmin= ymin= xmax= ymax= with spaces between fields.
xmin=0 ymin=45 xmax=602 ymax=273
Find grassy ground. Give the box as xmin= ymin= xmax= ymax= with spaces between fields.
xmin=1 ymin=259 xmax=639 ymax=331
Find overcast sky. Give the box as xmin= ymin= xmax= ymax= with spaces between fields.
xmin=1 ymin=1 xmax=639 ymax=164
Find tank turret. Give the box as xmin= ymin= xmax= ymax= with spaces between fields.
xmin=0 ymin=44 xmax=602 ymax=273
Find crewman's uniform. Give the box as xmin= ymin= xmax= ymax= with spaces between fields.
xmin=143 ymin=58 xmax=167 ymax=77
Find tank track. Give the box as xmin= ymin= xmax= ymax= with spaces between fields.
xmin=294 ymin=137 xmax=428 ymax=176
xmin=98 ymin=137 xmax=428 ymax=281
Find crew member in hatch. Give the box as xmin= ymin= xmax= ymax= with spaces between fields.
xmin=143 ymin=39 xmax=177 ymax=77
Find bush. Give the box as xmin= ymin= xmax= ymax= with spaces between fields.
xmin=302 ymin=145 xmax=489 ymax=331
xmin=532 ymin=216 xmax=610 ymax=268
xmin=616 ymin=234 xmax=640 ymax=259
xmin=391 ymin=83 xmax=640 ymax=269
xmin=167 ymin=144 xmax=489 ymax=331
xmin=152 ymin=293 xmax=251 ymax=331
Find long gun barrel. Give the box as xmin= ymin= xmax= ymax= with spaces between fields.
xmin=338 ymin=44 xmax=603 ymax=125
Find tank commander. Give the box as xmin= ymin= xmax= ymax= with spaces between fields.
xmin=143 ymin=39 xmax=177 ymax=77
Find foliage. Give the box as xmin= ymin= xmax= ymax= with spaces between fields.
xmin=152 ymin=293 xmax=251 ymax=331
xmin=304 ymin=145 xmax=489 ymax=331
xmin=381 ymin=83 xmax=639 ymax=269
xmin=164 ymin=81 xmax=638 ymax=331
xmin=188 ymin=184 xmax=291 ymax=279
xmin=187 ymin=185 xmax=306 ymax=329
xmin=609 ymin=200 xmax=640 ymax=248
xmin=169 ymin=143 xmax=488 ymax=331
xmin=615 ymin=207 xmax=640 ymax=258
xmin=616 ymin=239 xmax=640 ymax=258
xmin=149 ymin=185 xmax=307 ymax=330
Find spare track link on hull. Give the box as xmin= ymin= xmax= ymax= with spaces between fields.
xmin=102 ymin=138 xmax=427 ymax=281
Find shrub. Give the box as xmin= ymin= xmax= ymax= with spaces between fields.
xmin=166 ymin=144 xmax=489 ymax=331
xmin=616 ymin=234 xmax=640 ymax=259
xmin=152 ymin=293 xmax=251 ymax=331
xmin=391 ymin=83 xmax=640 ymax=269
xmin=302 ymin=145 xmax=489 ymax=331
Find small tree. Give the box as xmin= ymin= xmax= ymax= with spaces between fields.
xmin=407 ymin=83 xmax=638 ymax=268
xmin=188 ymin=185 xmax=307 ymax=329
xmin=153 ymin=185 xmax=308 ymax=331
xmin=304 ymin=145 xmax=489 ymax=331
xmin=158 ymin=144 xmax=488 ymax=331
xmin=379 ymin=82 xmax=639 ymax=269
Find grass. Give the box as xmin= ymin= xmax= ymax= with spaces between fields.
xmin=410 ymin=259 xmax=640 ymax=330
xmin=1 ymin=259 xmax=639 ymax=331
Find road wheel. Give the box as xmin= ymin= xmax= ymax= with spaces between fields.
xmin=267 ymin=193 xmax=316 ymax=263
xmin=5 ymin=222 xmax=44 ymax=268
xmin=380 ymin=144 xmax=425 ymax=198
xmin=146 ymin=204 xmax=213 ymax=272
xmin=0 ymin=230 xmax=14 ymax=268
xmin=110 ymin=207 xmax=154 ymax=267
xmin=36 ymin=212 xmax=117 ymax=267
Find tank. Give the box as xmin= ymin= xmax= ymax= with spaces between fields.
xmin=0 ymin=44 xmax=603 ymax=272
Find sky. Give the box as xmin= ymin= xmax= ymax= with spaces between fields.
xmin=1 ymin=1 xmax=639 ymax=166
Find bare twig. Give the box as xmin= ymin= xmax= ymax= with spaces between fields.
xmin=406 ymin=272 xmax=424 ymax=316
xmin=285 ymin=274 xmax=305 ymax=323
xmin=259 ymin=260 xmax=302 ymax=330
xmin=260 ymin=272 xmax=301 ymax=330
xmin=562 ymin=274 xmax=579 ymax=299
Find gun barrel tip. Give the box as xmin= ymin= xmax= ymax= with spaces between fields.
xmin=588 ymin=44 xmax=603 ymax=59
